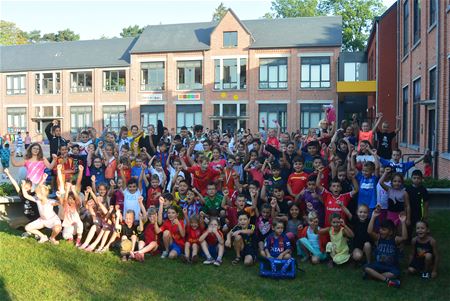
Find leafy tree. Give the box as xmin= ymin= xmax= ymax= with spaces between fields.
xmin=41 ymin=32 xmax=57 ymax=42
xmin=120 ymin=25 xmax=144 ymax=38
xmin=25 ymin=30 xmax=42 ymax=43
xmin=0 ymin=20 xmax=28 ymax=45
xmin=212 ymin=2 xmax=228 ymax=21
xmin=267 ymin=0 xmax=324 ymax=18
xmin=54 ymin=29 xmax=80 ymax=41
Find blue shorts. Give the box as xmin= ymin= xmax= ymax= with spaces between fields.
xmin=169 ymin=242 xmax=182 ymax=255
xmin=364 ymin=262 xmax=400 ymax=278
xmin=207 ymin=244 xmax=219 ymax=258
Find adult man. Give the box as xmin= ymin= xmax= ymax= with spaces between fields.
xmin=45 ymin=120 xmax=67 ymax=156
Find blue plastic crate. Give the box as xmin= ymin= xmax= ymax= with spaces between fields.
xmin=259 ymin=258 xmax=296 ymax=279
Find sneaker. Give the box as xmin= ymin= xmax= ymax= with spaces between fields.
xmin=160 ymin=251 xmax=169 ymax=259
xmin=387 ymin=279 xmax=401 ymax=288
xmin=191 ymin=255 xmax=198 ymax=263
xmin=75 ymin=239 xmax=82 ymax=248
xmin=121 ymin=256 xmax=128 ymax=262
xmin=49 ymin=238 xmax=59 ymax=245
xmin=213 ymin=259 xmax=222 ymax=266
xmin=38 ymin=236 xmax=49 ymax=244
xmin=421 ymin=272 xmax=431 ymax=280
xmin=203 ymin=257 xmax=215 ymax=265
xmin=21 ymin=232 xmax=31 ymax=239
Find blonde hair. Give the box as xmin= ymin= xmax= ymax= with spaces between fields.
xmin=308 ymin=211 xmax=318 ymax=222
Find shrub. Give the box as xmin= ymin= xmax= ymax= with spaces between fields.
xmin=0 ymin=183 xmax=17 ymax=196
xmin=404 ymin=178 xmax=450 ymax=188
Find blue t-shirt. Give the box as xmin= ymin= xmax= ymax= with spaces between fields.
xmin=264 ymin=233 xmax=291 ymax=257
xmin=380 ymin=158 xmax=415 ymax=175
xmin=375 ymin=238 xmax=399 ymax=267
xmin=90 ymin=166 xmax=106 ymax=187
xmin=356 ymin=172 xmax=378 ymax=209
xmin=131 ymin=166 xmax=149 ymax=190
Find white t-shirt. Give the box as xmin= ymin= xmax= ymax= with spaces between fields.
xmin=376 ymin=181 xmax=391 ymax=209
xmin=123 ymin=189 xmax=142 ymax=221
xmin=35 ymin=198 xmax=58 ymax=220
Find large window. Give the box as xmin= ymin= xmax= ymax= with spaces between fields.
xmin=403 ymin=0 xmax=409 ymax=55
xmin=35 ymin=72 xmax=60 ymax=94
xmin=402 ymin=86 xmax=409 ymax=143
xmin=176 ymin=105 xmax=202 ymax=132
xmin=7 ymin=107 xmax=27 ymax=133
xmin=223 ymin=31 xmax=238 ymax=48
xmin=103 ymin=105 xmax=126 ymax=133
xmin=344 ymin=62 xmax=367 ymax=81
xmin=177 ymin=61 xmax=202 ymax=90
xmin=141 ymin=62 xmax=165 ymax=91
xmin=300 ymin=104 xmax=326 ymax=134
xmin=214 ymin=58 xmax=247 ymax=90
xmin=6 ymin=75 xmax=26 ymax=95
xmin=70 ymin=106 xmax=92 ymax=135
xmin=103 ymin=70 xmax=126 ymax=92
xmin=429 ymin=0 xmax=436 ymax=27
xmin=34 ymin=106 xmax=61 ymax=118
xmin=259 ymin=58 xmax=288 ymax=89
xmin=140 ymin=105 xmax=165 ymax=129
xmin=301 ymin=57 xmax=330 ymax=88
xmin=412 ymin=79 xmax=421 ymax=145
xmin=413 ymin=0 xmax=421 ymax=44
xmin=70 ymin=71 xmax=92 ymax=93
xmin=429 ymin=67 xmax=436 ymax=101
xmin=258 ymin=104 xmax=287 ymax=132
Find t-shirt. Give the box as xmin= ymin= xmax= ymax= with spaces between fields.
xmin=380 ymin=158 xmax=415 ymax=175
xmin=203 ymin=194 xmax=223 ymax=212
xmin=231 ymin=224 xmax=255 ymax=247
xmin=110 ymin=190 xmax=125 ymax=212
xmin=186 ymin=225 xmax=203 ymax=244
xmin=356 ymin=172 xmax=378 ymax=209
xmin=90 ymin=166 xmax=106 ymax=187
xmin=34 ymin=198 xmax=58 ymax=220
xmin=247 ymin=168 xmax=264 ymax=188
xmin=287 ymin=172 xmax=308 ymax=195
xmin=160 ymin=220 xmax=185 ymax=248
xmin=143 ymin=221 xmax=157 ymax=245
xmin=146 ymin=187 xmax=162 ymax=208
xmin=131 ymin=166 xmax=149 ymax=190
xmin=205 ymin=230 xmax=224 ymax=245
xmin=358 ymin=130 xmax=374 ymax=147
xmin=123 ymin=189 xmax=142 ymax=221
xmin=186 ymin=166 xmax=221 ymax=195
xmin=351 ymin=218 xmax=371 ymax=244
xmin=255 ymin=216 xmax=272 ymax=241
xmin=267 ymin=137 xmax=280 ymax=150
xmin=375 ymin=238 xmax=399 ymax=267
xmin=300 ymin=189 xmax=325 ymax=226
xmin=104 ymin=157 xmax=117 ymax=180
xmin=264 ymin=233 xmax=291 ymax=257
xmin=376 ymin=131 xmax=396 ymax=159
xmin=122 ymin=223 xmax=139 ymax=239
xmin=320 ymin=189 xmax=352 ymax=227
xmin=406 ymin=185 xmax=429 ymax=224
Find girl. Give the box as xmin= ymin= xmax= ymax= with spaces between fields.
xmin=182 ymin=209 xmax=204 ymax=263
xmin=263 ymin=220 xmax=292 ymax=259
xmin=322 ymin=213 xmax=354 ymax=267
xmin=286 ymin=203 xmax=303 ymax=245
xmin=299 ymin=176 xmax=324 ymax=226
xmin=146 ymin=174 xmax=162 ymax=208
xmin=408 ymin=220 xmax=439 ymax=279
xmin=349 ymin=204 xmax=372 ymax=264
xmin=225 ymin=211 xmax=256 ymax=266
xmin=60 ymin=181 xmax=83 ymax=246
xmin=22 ymin=174 xmax=62 ymax=244
xmin=132 ymin=206 xmax=159 ymax=262
xmin=199 ymin=217 xmax=225 ymax=266
xmin=209 ymin=146 xmax=226 ymax=171
xmin=11 ymin=143 xmax=57 ymax=187
xmin=87 ymin=154 xmax=106 ymax=188
xmin=297 ymin=211 xmax=328 ymax=264
xmin=155 ymin=206 xmax=185 ymax=259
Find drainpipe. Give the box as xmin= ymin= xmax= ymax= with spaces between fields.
xmin=396 ymin=1 xmax=400 ymax=147
xmin=375 ymin=20 xmax=379 ymax=116
xmin=433 ymin=0 xmax=440 ymax=179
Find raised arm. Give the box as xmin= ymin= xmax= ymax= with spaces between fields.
xmin=367 ymin=209 xmax=380 ymax=241
xmin=10 ymin=152 xmax=25 ymax=167
xmin=4 ymin=169 xmax=20 ymax=193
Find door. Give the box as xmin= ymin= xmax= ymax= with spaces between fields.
xmin=222 ymin=119 xmax=238 ymax=134
xmin=428 ymin=109 xmax=435 ymax=151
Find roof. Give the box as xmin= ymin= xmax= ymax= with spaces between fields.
xmin=0 ymin=37 xmax=137 ymax=72
xmin=131 ymin=16 xmax=342 ymax=53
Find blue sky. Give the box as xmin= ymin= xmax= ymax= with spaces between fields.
xmin=1 ymin=0 xmax=397 ymax=40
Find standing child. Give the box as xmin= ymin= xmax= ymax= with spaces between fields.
xmin=406 ymin=170 xmax=429 ymax=228
xmin=24 ymin=132 xmax=31 ymax=150
xmin=321 ymin=213 xmax=354 ymax=267
xmin=408 ymin=220 xmax=439 ymax=279
xmin=15 ymin=131 xmax=24 ymax=157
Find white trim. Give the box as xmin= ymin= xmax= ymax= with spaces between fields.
xmin=412 ymin=75 xmax=421 ymax=82
xmin=428 ymin=65 xmax=437 ymax=71
xmin=297 ymin=52 xmax=334 ymax=57
xmin=3 ymin=72 xmax=27 ymax=76
xmin=297 ymin=100 xmax=333 ymax=104
xmin=174 ymin=56 xmax=204 ymax=61
xmin=137 ymin=58 xmax=167 ymax=63
xmin=31 ymin=103 xmax=63 ymax=107
xmin=174 ymin=101 xmax=205 ymax=105
xmin=100 ymin=67 xmax=130 ymax=71
xmin=31 ymin=70 xmax=62 ymax=75
xmin=137 ymin=101 xmax=167 ymax=105
xmin=100 ymin=102 xmax=130 ymax=107
xmin=211 ymin=55 xmax=248 ymax=59
xmin=67 ymin=69 xmax=94 ymax=73
xmin=255 ymin=54 xmax=291 ymax=58
xmin=67 ymin=103 xmax=94 ymax=106
xmin=402 ymin=83 xmax=409 ymax=89
xmin=210 ymin=100 xmax=248 ymax=104
xmin=255 ymin=100 xmax=290 ymax=104
xmin=4 ymin=104 xmax=28 ymax=108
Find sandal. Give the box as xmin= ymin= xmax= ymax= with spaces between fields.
xmin=232 ymin=257 xmax=241 ymax=265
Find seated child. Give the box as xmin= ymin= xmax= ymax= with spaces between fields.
xmin=263 ymin=220 xmax=292 ymax=259
xmin=132 ymin=206 xmax=159 ymax=262
xmin=181 ymin=209 xmax=204 ymax=263
xmin=297 ymin=212 xmax=328 ymax=264
xmin=408 ymin=220 xmax=439 ymax=279
xmin=155 ymin=206 xmax=185 ymax=259
xmin=120 ymin=210 xmax=141 ymax=261
xmin=199 ymin=217 xmax=225 ymax=266
xmin=321 ymin=213 xmax=354 ymax=267
xmin=349 ymin=204 xmax=372 ymax=264
xmin=225 ymin=211 xmax=256 ymax=266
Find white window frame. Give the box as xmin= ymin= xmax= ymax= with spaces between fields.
xmin=6 ymin=74 xmax=26 ymax=95
xmin=35 ymin=72 xmax=61 ymax=95
xmin=6 ymin=107 xmax=27 ymax=133
xmin=214 ymin=58 xmax=247 ymax=90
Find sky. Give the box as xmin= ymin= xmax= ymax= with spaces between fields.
xmin=1 ymin=0 xmax=398 ymax=40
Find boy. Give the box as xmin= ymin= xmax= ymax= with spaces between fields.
xmin=300 ymin=141 xmax=320 ymax=173
xmin=182 ymin=156 xmax=220 ymax=195
xmin=15 ymin=131 xmax=24 ymax=157
xmin=45 ymin=119 xmax=68 ymax=157
xmin=225 ymin=211 xmax=256 ymax=266
xmin=287 ymin=156 xmax=308 ymax=200
xmin=352 ymin=149 xmax=380 ymax=212
xmin=201 ymin=184 xmax=223 ymax=213
xmin=406 ymin=170 xmax=429 ymax=226
xmin=120 ymin=165 xmax=144 ymax=222
xmin=379 ymin=149 xmax=427 ymax=176
xmin=376 ymin=118 xmax=400 ymax=160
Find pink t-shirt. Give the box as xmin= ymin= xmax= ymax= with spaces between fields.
xmin=25 ymin=160 xmax=46 ymax=184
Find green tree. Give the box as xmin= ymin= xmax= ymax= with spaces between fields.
xmin=54 ymin=29 xmax=80 ymax=41
xmin=41 ymin=32 xmax=57 ymax=41
xmin=25 ymin=30 xmax=41 ymax=43
xmin=0 ymin=20 xmax=28 ymax=45
xmin=268 ymin=0 xmax=324 ymax=18
xmin=212 ymin=2 xmax=228 ymax=21
xmin=120 ymin=25 xmax=144 ymax=38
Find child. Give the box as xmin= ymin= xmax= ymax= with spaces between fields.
xmin=297 ymin=211 xmax=328 ymax=264
xmin=182 ymin=155 xmax=220 ymax=195
xmin=364 ymin=209 xmax=408 ymax=288
xmin=322 ymin=213 xmax=354 ymax=267
xmin=287 ymin=157 xmax=308 ymax=200
xmin=24 ymin=132 xmax=31 ymax=150
xmin=255 ymin=204 xmax=274 ymax=258
xmin=408 ymin=220 xmax=439 ymax=279
xmin=406 ymin=170 xmax=429 ymax=227
xmin=355 ymin=113 xmax=382 ymax=149
xmin=120 ymin=210 xmax=141 ymax=261
xmin=352 ymin=149 xmax=379 ymax=212
xmin=146 ymin=174 xmax=162 ymax=208
xmin=225 ymin=211 xmax=256 ymax=266
xmin=132 ymin=203 xmax=158 ymax=262
xmin=60 ymin=182 xmax=83 ymax=246
xmin=199 ymin=217 xmax=225 ymax=266
xmin=286 ymin=203 xmax=303 ymax=244
xmin=349 ymin=204 xmax=372 ymax=264
xmin=15 ymin=131 xmax=24 ymax=157
xmin=155 ymin=206 xmax=185 ymax=259
xmin=299 ymin=176 xmax=324 ymax=226
xmin=201 ymin=183 xmax=223 ymax=213
xmin=119 ymin=164 xmax=144 ymax=222
xmin=379 ymin=148 xmax=426 ymax=176
xmin=0 ymin=143 xmax=11 ymax=175
xmin=182 ymin=209 xmax=204 ymax=263
xmin=263 ymin=220 xmax=292 ymax=259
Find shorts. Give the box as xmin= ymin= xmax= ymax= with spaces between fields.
xmin=240 ymin=243 xmax=257 ymax=259
xmin=1 ymin=160 xmax=9 ymax=168
xmin=364 ymin=262 xmax=400 ymax=278
xmin=27 ymin=216 xmax=61 ymax=230
xmin=409 ymin=256 xmax=432 ymax=272
xmin=169 ymin=242 xmax=182 ymax=255
xmin=62 ymin=223 xmax=83 ymax=239
xmin=207 ymin=244 xmax=219 ymax=258
xmin=387 ymin=211 xmax=401 ymax=226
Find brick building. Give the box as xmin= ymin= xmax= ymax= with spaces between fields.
xmin=0 ymin=10 xmax=342 ymax=139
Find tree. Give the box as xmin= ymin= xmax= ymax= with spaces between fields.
xmin=54 ymin=29 xmax=80 ymax=41
xmin=0 ymin=20 xmax=28 ymax=45
xmin=120 ymin=25 xmax=144 ymax=38
xmin=265 ymin=0 xmax=385 ymax=51
xmin=25 ymin=30 xmax=42 ymax=43
xmin=212 ymin=2 xmax=228 ymax=21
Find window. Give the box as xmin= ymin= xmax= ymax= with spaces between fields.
xmin=429 ymin=67 xmax=436 ymax=101
xmin=214 ymin=58 xmax=247 ymax=90
xmin=259 ymin=58 xmax=288 ymax=89
xmin=301 ymin=57 xmax=330 ymax=88
xmin=141 ymin=105 xmax=165 ymax=129
xmin=70 ymin=106 xmax=92 ymax=135
xmin=412 ymin=79 xmax=421 ymax=145
xmin=35 ymin=73 xmax=60 ymax=94
xmin=103 ymin=105 xmax=126 ymax=133
xmin=6 ymin=75 xmax=26 ymax=95
xmin=429 ymin=0 xmax=436 ymax=27
xmin=223 ymin=31 xmax=237 ymax=48
xmin=413 ymin=0 xmax=421 ymax=44
xmin=34 ymin=105 xmax=61 ymax=118
xmin=344 ymin=62 xmax=368 ymax=81
xmin=141 ymin=62 xmax=165 ymax=91
xmin=258 ymin=104 xmax=287 ymax=132
xmin=402 ymin=86 xmax=409 ymax=143
xmin=176 ymin=105 xmax=202 ymax=132
xmin=403 ymin=0 xmax=409 ymax=55
xmin=177 ymin=61 xmax=202 ymax=90
xmin=300 ymin=104 xmax=326 ymax=134
xmin=70 ymin=72 xmax=92 ymax=93
xmin=103 ymin=70 xmax=126 ymax=92
xmin=7 ymin=107 xmax=27 ymax=133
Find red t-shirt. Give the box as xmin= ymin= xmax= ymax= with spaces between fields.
xmin=205 ymin=230 xmax=224 ymax=245
xmin=267 ymin=137 xmax=280 ymax=150
xmin=111 ymin=190 xmax=124 ymax=212
xmin=146 ymin=187 xmax=162 ymax=208
xmin=186 ymin=224 xmax=204 ymax=244
xmin=321 ymin=189 xmax=352 ymax=227
xmin=221 ymin=168 xmax=239 ymax=195
xmin=118 ymin=166 xmax=131 ymax=183
xmin=143 ymin=221 xmax=157 ymax=245
xmin=248 ymin=168 xmax=264 ymax=188
xmin=287 ymin=172 xmax=308 ymax=195
xmin=311 ymin=167 xmax=330 ymax=191
xmin=160 ymin=220 xmax=185 ymax=248
xmin=186 ymin=166 xmax=221 ymax=195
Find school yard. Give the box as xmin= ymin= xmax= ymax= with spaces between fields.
xmin=0 ymin=210 xmax=448 ymax=301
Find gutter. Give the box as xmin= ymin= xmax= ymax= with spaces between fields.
xmin=433 ymin=0 xmax=440 ymax=178
xmin=375 ymin=20 xmax=379 ymax=115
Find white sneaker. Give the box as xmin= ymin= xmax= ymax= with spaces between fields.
xmin=160 ymin=251 xmax=169 ymax=259
xmin=38 ymin=236 xmax=49 ymax=244
xmin=21 ymin=232 xmax=31 ymax=239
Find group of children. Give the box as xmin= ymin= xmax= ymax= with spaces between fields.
xmin=5 ymin=111 xmax=439 ymax=287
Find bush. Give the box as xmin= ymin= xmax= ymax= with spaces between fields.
xmin=0 ymin=183 xmax=17 ymax=196
xmin=404 ymin=178 xmax=450 ymax=188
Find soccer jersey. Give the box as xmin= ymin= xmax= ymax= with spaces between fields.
xmin=320 ymin=189 xmax=352 ymax=227
xmin=264 ymin=233 xmax=291 ymax=257
xmin=287 ymin=172 xmax=308 ymax=195
xmin=160 ymin=220 xmax=185 ymax=248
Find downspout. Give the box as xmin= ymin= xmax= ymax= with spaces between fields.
xmin=396 ymin=1 xmax=400 ymax=147
xmin=375 ymin=20 xmax=379 ymax=116
xmin=433 ymin=0 xmax=440 ymax=178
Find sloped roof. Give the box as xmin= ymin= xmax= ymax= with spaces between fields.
xmin=0 ymin=37 xmax=137 ymax=72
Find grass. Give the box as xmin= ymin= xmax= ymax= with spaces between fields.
xmin=1 ymin=211 xmax=450 ymax=301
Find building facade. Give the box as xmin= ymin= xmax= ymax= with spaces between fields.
xmin=0 ymin=10 xmax=342 ymax=141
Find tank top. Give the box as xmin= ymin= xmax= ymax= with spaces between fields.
xmin=307 ymin=227 xmax=320 ymax=250
xmin=387 ymin=188 xmax=405 ymax=212
xmin=25 ymin=160 xmax=46 ymax=184
xmin=414 ymin=239 xmax=433 ymax=259
xmin=375 ymin=238 xmax=398 ymax=266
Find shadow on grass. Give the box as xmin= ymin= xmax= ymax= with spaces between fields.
xmin=0 ymin=277 xmax=12 ymax=301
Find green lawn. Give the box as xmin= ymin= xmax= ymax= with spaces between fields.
xmin=1 ymin=211 xmax=449 ymax=301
